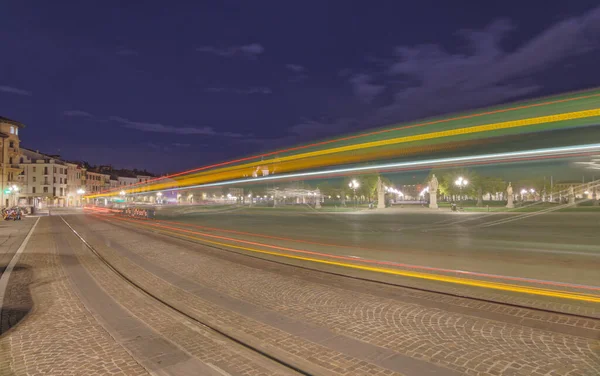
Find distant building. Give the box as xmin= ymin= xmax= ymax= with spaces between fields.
xmin=85 ymin=170 xmax=111 ymax=194
xmin=66 ymin=162 xmax=85 ymax=206
xmin=118 ymin=176 xmax=137 ymax=187
xmin=18 ymin=148 xmax=68 ymax=207
xmin=0 ymin=116 xmax=25 ymax=207
xmin=137 ymin=175 xmax=152 ymax=184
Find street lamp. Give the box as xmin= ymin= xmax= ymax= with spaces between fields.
xmin=7 ymin=185 xmax=19 ymax=207
xmin=156 ymin=191 xmax=162 ymax=204
xmin=454 ymin=177 xmax=468 ymax=207
xmin=348 ymin=179 xmax=359 ymax=208
xmin=77 ymin=189 xmax=85 ymax=207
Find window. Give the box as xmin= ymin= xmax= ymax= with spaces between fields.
xmin=20 ymin=157 xmax=23 ymax=163
xmin=32 ymin=187 xmax=36 ymax=194
xmin=44 ymin=167 xmax=48 ymax=174
xmin=9 ymin=157 xmax=12 ymax=164
xmin=43 ymin=187 xmax=48 ymax=193
xmin=53 ymin=177 xmax=56 ymax=183
xmin=33 ymin=177 xmax=36 ymax=182
xmin=60 ymin=188 xmax=64 ymax=196
xmin=60 ymin=177 xmax=62 ymax=184
xmin=53 ymin=187 xmax=56 ymax=196
xmin=15 ymin=128 xmax=18 ymax=136
xmin=10 ymin=126 xmax=14 ymax=134
xmin=33 ymin=167 xmax=36 ymax=172
xmin=65 ymin=178 xmax=67 ymax=184
xmin=54 ymin=167 xmax=57 ymax=173
xmin=9 ymin=141 xmax=14 ymax=148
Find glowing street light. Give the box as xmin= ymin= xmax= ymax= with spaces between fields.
xmin=454 ymin=177 xmax=468 ymax=206
xmin=119 ymin=190 xmax=126 ymax=196
xmin=348 ymin=179 xmax=359 ymax=207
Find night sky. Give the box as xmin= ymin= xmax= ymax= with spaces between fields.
xmin=2 ymin=1 xmax=600 ymax=174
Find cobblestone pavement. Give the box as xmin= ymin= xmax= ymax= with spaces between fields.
xmin=144 ymin=216 xmax=600 ymax=318
xmin=1 ymin=217 xmax=296 ymax=376
xmin=66 ymin=214 xmax=600 ymax=376
xmin=0 ymin=218 xmax=36 ymax=335
xmin=0 ymin=218 xmax=149 ymax=376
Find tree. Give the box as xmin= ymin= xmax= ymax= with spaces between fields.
xmin=426 ymin=169 xmax=477 ymax=201
xmin=472 ymin=175 xmax=505 ymax=206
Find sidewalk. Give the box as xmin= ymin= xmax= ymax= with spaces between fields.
xmin=0 ymin=217 xmax=149 ymax=375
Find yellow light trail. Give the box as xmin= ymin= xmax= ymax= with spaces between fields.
xmin=87 ymin=108 xmax=600 ymax=197
xmin=106 ymin=215 xmax=600 ymax=303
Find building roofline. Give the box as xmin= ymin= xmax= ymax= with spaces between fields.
xmin=0 ymin=116 xmax=26 ymax=128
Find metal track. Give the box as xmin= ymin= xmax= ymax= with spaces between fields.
xmin=60 ymin=216 xmax=311 ymax=376
xmin=96 ymin=214 xmax=600 ymax=322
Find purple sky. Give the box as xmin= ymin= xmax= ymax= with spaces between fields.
xmin=1 ymin=1 xmax=600 ymax=173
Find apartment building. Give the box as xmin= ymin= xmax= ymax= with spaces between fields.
xmin=137 ymin=175 xmax=152 ymax=184
xmin=66 ymin=162 xmax=86 ymax=206
xmin=118 ymin=176 xmax=137 ymax=187
xmin=0 ymin=116 xmax=25 ymax=207
xmin=18 ymin=148 xmax=68 ymax=207
xmin=85 ymin=170 xmax=111 ymax=194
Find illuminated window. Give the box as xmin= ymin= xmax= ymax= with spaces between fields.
xmin=15 ymin=128 xmax=18 ymax=136
xmin=10 ymin=126 xmax=14 ymax=134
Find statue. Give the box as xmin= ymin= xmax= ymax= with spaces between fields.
xmin=568 ymin=185 xmax=575 ymax=204
xmin=315 ymin=189 xmax=322 ymax=209
xmin=377 ymin=176 xmax=386 ymax=209
xmin=506 ymin=182 xmax=514 ymax=208
xmin=428 ymin=174 xmax=439 ymax=209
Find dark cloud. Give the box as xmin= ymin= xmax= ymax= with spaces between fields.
xmin=196 ymin=43 xmax=264 ymax=58
xmin=348 ymin=74 xmax=385 ymax=103
xmin=204 ymin=87 xmax=272 ymax=95
xmin=243 ymin=118 xmax=357 ymax=149
xmin=108 ymin=116 xmax=244 ymax=137
xmin=0 ymin=85 xmax=31 ymax=96
xmin=63 ymin=110 xmax=93 ymax=117
xmin=374 ymin=6 xmax=600 ymax=124
xmin=286 ymin=64 xmax=305 ymax=72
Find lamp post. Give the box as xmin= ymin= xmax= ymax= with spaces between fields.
xmin=156 ymin=191 xmax=162 ymax=204
xmin=348 ymin=179 xmax=359 ymax=208
xmin=454 ymin=177 xmax=468 ymax=208
xmin=77 ymin=188 xmax=85 ymax=206
xmin=8 ymin=185 xmax=19 ymax=207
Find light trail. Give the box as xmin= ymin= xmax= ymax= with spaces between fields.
xmin=126 ymin=109 xmax=600 ymax=195
xmin=120 ymin=143 xmax=600 ymax=195
xmin=90 ymin=89 xmax=600 ymax=197
xmin=96 ymin=215 xmax=600 ymax=303
xmin=150 ymin=218 xmax=600 ymax=292
xmin=85 ymin=108 xmax=600 ymax=198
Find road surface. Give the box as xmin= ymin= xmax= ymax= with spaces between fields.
xmin=0 ymin=214 xmax=598 ymax=375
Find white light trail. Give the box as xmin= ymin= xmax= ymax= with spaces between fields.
xmin=124 ymin=143 xmax=600 ymax=196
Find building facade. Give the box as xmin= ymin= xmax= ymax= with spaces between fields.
xmin=18 ymin=148 xmax=68 ymax=207
xmin=66 ymin=162 xmax=86 ymax=206
xmin=118 ymin=176 xmax=137 ymax=187
xmin=0 ymin=116 xmax=25 ymax=207
xmin=85 ymin=171 xmax=111 ymax=194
